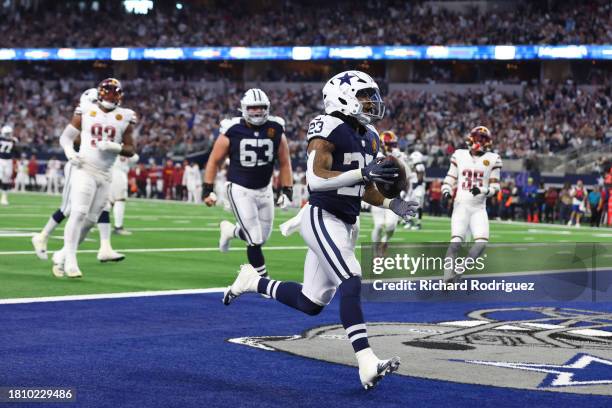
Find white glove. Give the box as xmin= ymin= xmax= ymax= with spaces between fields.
xmin=276 ymin=193 xmax=291 ymax=209
xmin=97 ymin=140 xmax=122 ymax=153
xmin=65 ymin=150 xmax=82 ymax=167
xmin=276 ymin=187 xmax=293 ymax=210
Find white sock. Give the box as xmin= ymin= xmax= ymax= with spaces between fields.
xmin=355 ymin=347 xmax=377 ymax=366
xmin=384 ymin=228 xmax=395 ymax=242
xmin=98 ymin=222 xmax=112 ymax=252
xmin=113 ymin=201 xmax=126 ymax=229
xmin=1 ymin=191 xmax=7 ymax=201
xmin=64 ymin=213 xmax=84 ymax=268
xmin=41 ymin=217 xmax=59 ymax=237
xmin=371 ymin=225 xmax=382 ymax=242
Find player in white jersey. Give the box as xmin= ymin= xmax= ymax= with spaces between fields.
xmin=14 ymin=155 xmax=28 ymax=192
xmin=370 ymin=131 xmax=408 ymax=255
xmin=31 ymin=88 xmax=125 ymax=264
xmin=0 ymin=125 xmax=18 ymax=205
xmin=403 ymin=150 xmax=426 ymax=230
xmin=46 ymin=156 xmax=62 ymax=194
xmin=110 ymin=153 xmax=139 ymax=234
xmin=49 ymin=78 xmax=136 ymax=278
xmin=183 ymin=161 xmax=202 ymax=203
xmin=441 ymin=126 xmax=502 ymax=282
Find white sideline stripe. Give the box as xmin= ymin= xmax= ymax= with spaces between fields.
xmin=0 ymin=245 xmax=308 ymax=256
xmin=0 ymin=213 xmax=224 ymax=220
xmin=0 ymin=287 xmax=226 ymax=305
xmin=0 ymin=226 xmax=608 ymax=236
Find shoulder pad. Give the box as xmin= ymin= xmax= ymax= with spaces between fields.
xmin=365 ymin=124 xmax=379 ymax=137
xmin=267 ymin=116 xmax=285 ymax=129
xmin=487 ymin=152 xmax=502 ymax=167
xmin=120 ymin=108 xmax=137 ymax=125
xmin=306 ymin=114 xmax=344 ymax=141
xmin=219 ymin=117 xmax=242 ymax=135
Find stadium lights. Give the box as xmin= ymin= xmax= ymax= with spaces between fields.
xmin=0 ymin=45 xmax=611 ymax=61
xmin=123 ymin=0 xmax=154 ymax=15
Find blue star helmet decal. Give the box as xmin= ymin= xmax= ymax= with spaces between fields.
xmin=338 ymin=72 xmax=354 ymax=85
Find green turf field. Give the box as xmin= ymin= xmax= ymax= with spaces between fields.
xmin=1 ymin=192 xmax=610 ymax=300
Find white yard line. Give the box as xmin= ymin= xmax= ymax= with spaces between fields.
xmin=0 ymin=213 xmax=226 ymax=220
xmin=0 ymin=287 xmax=226 ymax=305
xmin=0 ymin=245 xmax=308 ymax=256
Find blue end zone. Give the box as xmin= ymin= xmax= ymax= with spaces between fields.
xmin=0 ymin=293 xmax=610 ymax=408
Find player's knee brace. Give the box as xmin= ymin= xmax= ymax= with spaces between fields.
xmin=339 ymin=276 xmax=361 ymax=298
xmin=297 ymin=293 xmax=323 ymax=316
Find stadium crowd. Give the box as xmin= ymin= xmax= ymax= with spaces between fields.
xmin=1 ymin=0 xmax=611 ymax=47
xmin=1 ymin=78 xmax=610 ymax=167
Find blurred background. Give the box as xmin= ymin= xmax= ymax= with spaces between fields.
xmin=1 ymin=0 xmax=610 ymax=226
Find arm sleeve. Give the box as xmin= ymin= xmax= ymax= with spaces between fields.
xmin=487 ymin=156 xmax=502 ymax=197
xmin=59 ymin=124 xmax=80 ymax=158
xmin=306 ymin=150 xmax=363 ymax=192
xmin=441 ymin=153 xmax=458 ymax=194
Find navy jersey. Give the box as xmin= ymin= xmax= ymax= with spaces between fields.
xmin=307 ymin=114 xmax=380 ymax=224
xmin=0 ymin=136 xmax=18 ymax=160
xmin=220 ymin=116 xmax=285 ymax=190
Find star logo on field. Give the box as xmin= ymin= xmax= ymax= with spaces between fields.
xmin=455 ymin=353 xmax=612 ymax=387
xmin=338 ymin=73 xmax=354 ymax=85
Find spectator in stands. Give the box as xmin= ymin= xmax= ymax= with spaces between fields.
xmin=27 ymin=154 xmax=38 ymax=191
xmin=428 ymin=179 xmax=442 ymax=217
xmin=162 ymin=160 xmax=175 ymax=199
xmin=1 ymin=0 xmax=610 ymax=47
xmin=498 ymin=181 xmax=513 ymax=220
xmin=173 ymin=162 xmax=185 ymax=201
xmin=543 ymin=186 xmax=559 ymax=223
xmin=588 ymin=186 xmax=604 ymax=227
xmin=135 ymin=163 xmax=148 ymax=198
xmin=559 ymin=183 xmax=573 ymax=225
xmin=568 ymin=180 xmax=587 ymax=227
xmin=510 ymin=182 xmax=521 ymax=221
xmin=522 ymin=177 xmax=538 ymax=222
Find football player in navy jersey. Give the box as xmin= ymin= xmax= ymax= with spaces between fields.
xmin=222 ymin=71 xmax=419 ymax=389
xmin=0 ymin=125 xmax=18 ymax=206
xmin=203 ymin=89 xmax=293 ymax=279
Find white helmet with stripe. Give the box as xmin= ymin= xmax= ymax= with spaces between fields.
xmin=240 ymin=88 xmax=270 ymax=126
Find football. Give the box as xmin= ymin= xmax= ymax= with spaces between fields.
xmin=374 ymin=156 xmax=407 ymax=199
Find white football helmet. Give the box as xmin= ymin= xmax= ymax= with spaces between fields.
xmin=410 ymin=151 xmax=424 ymax=166
xmin=240 ymin=88 xmax=270 ymax=126
xmin=1 ymin=125 xmax=12 ymax=137
xmin=322 ymin=70 xmax=385 ymax=125
xmin=80 ymin=88 xmax=98 ymax=109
